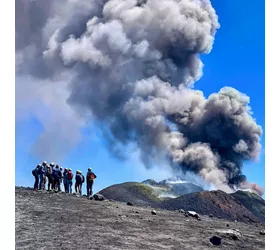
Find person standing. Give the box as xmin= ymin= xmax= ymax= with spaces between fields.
xmin=32 ymin=165 xmax=40 ymax=190
xmin=52 ymin=164 xmax=61 ymax=191
xmin=63 ymin=168 xmax=68 ymax=192
xmin=67 ymin=168 xmax=73 ymax=193
xmin=41 ymin=161 xmax=48 ymax=190
xmin=86 ymin=168 xmax=97 ymax=197
xmin=49 ymin=162 xmax=55 ymax=190
xmin=75 ymin=170 xmax=84 ymax=195
xmin=45 ymin=165 xmax=53 ymax=191
xmin=38 ymin=164 xmax=45 ymax=190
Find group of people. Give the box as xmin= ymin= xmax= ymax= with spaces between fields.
xmin=32 ymin=161 xmax=97 ymax=197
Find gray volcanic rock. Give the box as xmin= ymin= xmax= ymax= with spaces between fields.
xmin=15 ymin=186 xmax=265 ymax=250
xmin=93 ymin=193 xmax=106 ymax=201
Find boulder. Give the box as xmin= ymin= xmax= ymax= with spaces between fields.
xmin=93 ymin=193 xmax=106 ymax=201
xmin=217 ymin=229 xmax=242 ymax=241
xmin=187 ymin=211 xmax=200 ymax=220
xmin=210 ymin=236 xmax=222 ymax=246
xmin=151 ymin=210 xmax=157 ymax=215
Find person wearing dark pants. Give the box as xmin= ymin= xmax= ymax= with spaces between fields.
xmin=34 ymin=176 xmax=39 ymax=190
xmin=86 ymin=168 xmax=97 ymax=197
xmin=32 ymin=165 xmax=40 ymax=190
xmin=49 ymin=162 xmax=55 ymax=190
xmin=86 ymin=181 xmax=93 ymax=197
xmin=63 ymin=168 xmax=68 ymax=192
xmin=75 ymin=170 xmax=83 ymax=195
xmin=38 ymin=165 xmax=45 ymax=190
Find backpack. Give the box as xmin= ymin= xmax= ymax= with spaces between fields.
xmin=32 ymin=169 xmax=36 ymax=176
xmin=76 ymin=174 xmax=82 ymax=183
xmin=82 ymin=175 xmax=85 ymax=184
xmin=67 ymin=171 xmax=73 ymax=180
xmin=88 ymin=172 xmax=96 ymax=181
xmin=52 ymin=169 xmax=58 ymax=178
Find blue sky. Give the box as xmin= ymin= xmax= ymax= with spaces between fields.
xmin=15 ymin=0 xmax=265 ymax=195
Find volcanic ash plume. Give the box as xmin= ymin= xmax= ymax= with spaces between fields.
xmin=16 ymin=0 xmax=263 ymax=194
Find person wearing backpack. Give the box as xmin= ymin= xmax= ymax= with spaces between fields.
xmin=49 ymin=162 xmax=55 ymax=190
xmin=63 ymin=168 xmax=69 ymax=192
xmin=86 ymin=167 xmax=97 ymax=197
xmin=38 ymin=164 xmax=45 ymax=190
xmin=45 ymin=165 xmax=53 ymax=191
xmin=67 ymin=168 xmax=73 ymax=193
xmin=57 ymin=166 xmax=62 ymax=192
xmin=32 ymin=165 xmax=40 ymax=190
xmin=75 ymin=170 xmax=84 ymax=195
xmin=52 ymin=164 xmax=61 ymax=191
xmin=41 ymin=161 xmax=48 ymax=190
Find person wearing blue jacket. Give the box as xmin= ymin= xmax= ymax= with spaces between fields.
xmin=63 ymin=168 xmax=69 ymax=192
xmin=38 ymin=164 xmax=45 ymax=190
xmin=32 ymin=165 xmax=40 ymax=190
xmin=75 ymin=170 xmax=84 ymax=195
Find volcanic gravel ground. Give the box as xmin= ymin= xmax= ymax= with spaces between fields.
xmin=15 ymin=187 xmax=265 ymax=250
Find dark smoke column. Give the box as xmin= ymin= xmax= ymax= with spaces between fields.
xmin=16 ymin=0 xmax=263 ymax=194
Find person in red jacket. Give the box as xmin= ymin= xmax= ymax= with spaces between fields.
xmin=67 ymin=168 xmax=73 ymax=193
xmin=86 ymin=167 xmax=97 ymax=197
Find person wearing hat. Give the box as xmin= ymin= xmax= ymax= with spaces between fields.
xmin=49 ymin=162 xmax=55 ymax=190
xmin=45 ymin=165 xmax=53 ymax=191
xmin=32 ymin=164 xmax=40 ymax=190
xmin=86 ymin=167 xmax=97 ymax=197
xmin=67 ymin=168 xmax=73 ymax=193
xmin=75 ymin=170 xmax=84 ymax=195
xmin=52 ymin=164 xmax=62 ymax=191
xmin=63 ymin=168 xmax=69 ymax=192
xmin=41 ymin=161 xmax=48 ymax=190
xmin=38 ymin=163 xmax=46 ymax=190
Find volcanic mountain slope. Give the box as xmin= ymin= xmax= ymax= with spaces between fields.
xmin=160 ymin=190 xmax=262 ymax=223
xmin=99 ymin=182 xmax=164 ymax=206
xmin=99 ymin=181 xmax=265 ymax=223
xmin=16 ymin=187 xmax=265 ymax=250
xmin=231 ymin=191 xmax=265 ymax=222
xmin=142 ymin=178 xmax=204 ymax=197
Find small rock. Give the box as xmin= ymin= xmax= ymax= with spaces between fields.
xmin=218 ymin=216 xmax=221 ymax=219
xmin=135 ymin=211 xmax=139 ymax=214
xmin=234 ymin=220 xmax=238 ymax=223
xmin=197 ymin=217 xmax=201 ymax=221
xmin=259 ymin=231 xmax=265 ymax=235
xmin=210 ymin=236 xmax=222 ymax=246
xmin=89 ymin=197 xmax=93 ymax=200
xmin=179 ymin=209 xmax=185 ymax=213
xmin=209 ymin=214 xmax=214 ymax=218
xmin=93 ymin=193 xmax=105 ymax=201
xmin=226 ymin=224 xmax=230 ymax=227
xmin=184 ymin=214 xmax=189 ymax=217
xmin=151 ymin=210 xmax=157 ymax=215
xmin=127 ymin=202 xmax=133 ymax=206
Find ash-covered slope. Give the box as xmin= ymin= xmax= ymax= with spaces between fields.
xmin=160 ymin=190 xmax=262 ymax=223
xmin=231 ymin=191 xmax=265 ymax=222
xmin=15 ymin=187 xmax=265 ymax=250
xmin=99 ymin=182 xmax=163 ymax=206
xmin=99 ymin=181 xmax=264 ymax=223
xmin=142 ymin=178 xmax=204 ymax=198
